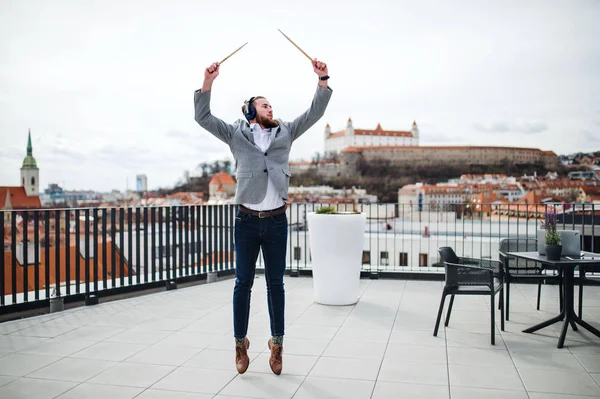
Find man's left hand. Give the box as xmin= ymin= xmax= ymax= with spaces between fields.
xmin=312 ymin=59 xmax=328 ymax=77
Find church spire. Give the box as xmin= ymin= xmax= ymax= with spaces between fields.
xmin=21 ymin=129 xmax=38 ymax=169
xmin=27 ymin=129 xmax=33 ymax=156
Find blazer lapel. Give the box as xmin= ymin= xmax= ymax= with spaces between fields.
xmin=241 ymin=122 xmax=255 ymax=145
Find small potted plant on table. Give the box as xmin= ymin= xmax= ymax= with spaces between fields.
xmin=541 ymin=209 xmax=562 ymax=260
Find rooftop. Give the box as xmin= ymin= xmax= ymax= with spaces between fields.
xmin=1 ymin=276 xmax=599 ymax=398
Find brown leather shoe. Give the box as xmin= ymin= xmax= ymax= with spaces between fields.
xmin=268 ymin=338 xmax=283 ymax=375
xmin=235 ymin=337 xmax=250 ymax=374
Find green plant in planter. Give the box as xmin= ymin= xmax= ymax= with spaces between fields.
xmin=315 ymin=206 xmax=360 ymax=215
xmin=540 ymin=209 xmax=561 ymax=245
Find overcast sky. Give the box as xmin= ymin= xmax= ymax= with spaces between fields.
xmin=1 ymin=0 xmax=598 ymax=192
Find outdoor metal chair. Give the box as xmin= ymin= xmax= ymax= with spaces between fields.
xmin=434 ymin=246 xmax=504 ymax=345
xmin=578 ymin=265 xmax=600 ymax=317
xmin=499 ymin=238 xmax=563 ymax=320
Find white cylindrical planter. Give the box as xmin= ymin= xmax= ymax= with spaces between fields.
xmin=307 ymin=212 xmax=367 ymax=305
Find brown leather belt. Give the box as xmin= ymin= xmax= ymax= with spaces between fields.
xmin=238 ymin=204 xmax=287 ymax=218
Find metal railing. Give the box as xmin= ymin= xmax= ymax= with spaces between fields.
xmin=1 ymin=202 xmax=597 ymax=313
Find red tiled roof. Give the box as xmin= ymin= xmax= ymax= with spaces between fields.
xmin=328 ymin=123 xmax=413 ymax=139
xmin=209 ymin=172 xmax=236 ymax=186
xmin=0 ymin=186 xmax=42 ymax=210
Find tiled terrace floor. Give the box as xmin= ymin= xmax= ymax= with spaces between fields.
xmin=1 ymin=276 xmax=600 ymax=398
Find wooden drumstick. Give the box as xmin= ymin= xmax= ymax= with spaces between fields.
xmin=278 ymin=29 xmax=313 ymax=62
xmin=219 ymin=42 xmax=248 ymax=64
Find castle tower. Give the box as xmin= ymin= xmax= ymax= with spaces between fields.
xmin=411 ymin=121 xmax=419 ymax=138
xmin=324 ymin=123 xmax=331 ymax=139
xmin=345 ymin=117 xmax=355 ymax=137
xmin=20 ymin=129 xmax=39 ymax=196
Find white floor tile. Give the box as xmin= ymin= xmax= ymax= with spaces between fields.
xmin=28 ymin=357 xmax=116 ymax=382
xmin=89 ymin=361 xmax=175 ymax=388
xmin=151 ymin=366 xmax=237 ymax=394
xmin=519 ymin=368 xmax=600 ymax=396
xmin=70 ymin=341 xmax=147 ymax=362
xmin=126 ymin=344 xmax=201 ymax=366
xmin=378 ymin=359 xmax=448 ymax=386
xmin=309 ymin=356 xmax=381 ymax=381
xmin=218 ymin=372 xmax=304 ymax=399
xmin=0 ymin=353 xmax=61 ymax=376
xmin=0 ymin=377 xmax=76 ymax=399
xmin=55 ymin=382 xmax=144 ymax=399
xmin=449 ymin=364 xmax=525 ymax=391
xmin=293 ymin=376 xmax=375 ymax=399
xmin=372 ymin=381 xmax=449 ymax=398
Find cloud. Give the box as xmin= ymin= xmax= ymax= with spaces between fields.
xmin=581 ymin=128 xmax=600 ymax=146
xmin=165 ymin=130 xmax=192 ymax=139
xmin=421 ymin=132 xmax=465 ymax=144
xmin=474 ymin=120 xmax=549 ymax=134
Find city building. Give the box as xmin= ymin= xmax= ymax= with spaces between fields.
xmin=324 ymin=119 xmax=419 ymax=155
xmin=208 ymin=172 xmax=236 ymax=203
xmin=136 ymin=174 xmax=148 ymax=192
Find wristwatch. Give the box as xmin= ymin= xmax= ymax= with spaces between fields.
xmin=319 ymin=75 xmax=330 ymax=81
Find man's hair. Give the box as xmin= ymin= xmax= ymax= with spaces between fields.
xmin=241 ymin=96 xmax=266 ymax=117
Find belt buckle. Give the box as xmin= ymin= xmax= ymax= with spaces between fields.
xmin=258 ymin=211 xmax=268 ymax=218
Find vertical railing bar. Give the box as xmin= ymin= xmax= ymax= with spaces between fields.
xmin=151 ymin=207 xmax=157 ymax=281
xmin=44 ymin=211 xmax=50 ymax=300
xmin=12 ymin=212 xmax=18 ymax=304
xmin=23 ymin=211 xmax=29 ymax=302
xmin=93 ymin=208 xmax=99 ymax=293
xmin=54 ymin=209 xmax=61 ymax=298
xmin=65 ymin=210 xmax=70 ymax=296
xmin=34 ymin=211 xmax=40 ymax=300
xmin=128 ymin=207 xmax=133 ymax=286
xmin=110 ymin=208 xmax=116 ymax=288
xmin=119 ymin=208 xmax=125 ymax=287
xmin=84 ymin=209 xmax=90 ymax=294
xmin=75 ymin=210 xmax=80 ymax=294
xmin=143 ymin=207 xmax=149 ymax=283
xmin=0 ymin=211 xmax=5 ymax=305
xmin=158 ymin=207 xmax=164 ymax=280
xmin=135 ymin=207 xmax=141 ymax=283
xmin=102 ymin=208 xmax=108 ymax=289
xmin=165 ymin=207 xmax=171 ymax=281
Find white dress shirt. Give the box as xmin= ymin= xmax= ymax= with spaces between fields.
xmin=241 ymin=123 xmax=285 ymax=211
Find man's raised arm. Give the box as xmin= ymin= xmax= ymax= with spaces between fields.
xmin=288 ymin=59 xmax=333 ymax=142
xmin=194 ymin=62 xmax=235 ymax=145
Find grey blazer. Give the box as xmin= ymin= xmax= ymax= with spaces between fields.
xmin=194 ymin=84 xmax=332 ymax=204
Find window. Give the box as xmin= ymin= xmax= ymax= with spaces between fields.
xmin=31 ymin=176 xmax=35 ymax=185
xmin=399 ymin=252 xmax=408 ymax=266
xmin=293 ymin=246 xmax=302 ymax=260
xmin=362 ymin=251 xmax=371 ymax=265
xmin=22 ymin=177 xmax=25 ymax=186
xmin=380 ymin=251 xmax=389 ymax=266
xmin=419 ymin=253 xmax=428 ymax=267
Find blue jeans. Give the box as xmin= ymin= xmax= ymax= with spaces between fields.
xmin=233 ymin=208 xmax=287 ymax=339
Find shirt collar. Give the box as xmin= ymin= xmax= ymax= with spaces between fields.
xmin=250 ymin=123 xmax=271 ymax=133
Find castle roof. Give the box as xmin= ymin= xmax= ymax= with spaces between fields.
xmin=327 ymin=122 xmax=415 ymax=139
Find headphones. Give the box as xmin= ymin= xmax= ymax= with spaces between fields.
xmin=244 ymin=96 xmax=256 ymax=121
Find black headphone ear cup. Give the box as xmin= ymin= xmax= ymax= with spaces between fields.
xmin=244 ymin=97 xmax=256 ymax=120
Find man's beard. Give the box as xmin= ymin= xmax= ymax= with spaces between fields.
xmin=257 ymin=114 xmax=279 ymax=129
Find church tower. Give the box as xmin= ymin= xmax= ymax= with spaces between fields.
xmin=20 ymin=129 xmax=39 ymax=196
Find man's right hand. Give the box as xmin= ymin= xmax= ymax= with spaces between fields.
xmin=204 ymin=62 xmax=220 ymax=81
xmin=202 ymin=62 xmax=220 ymax=92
